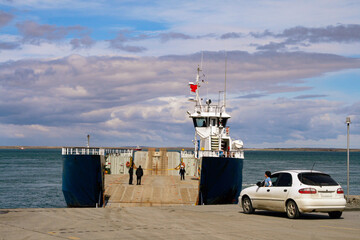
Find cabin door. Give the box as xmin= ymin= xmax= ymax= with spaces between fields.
xmin=221 ymin=139 xmax=229 ymax=157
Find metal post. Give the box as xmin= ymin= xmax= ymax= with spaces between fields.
xmin=346 ymin=117 xmax=351 ymax=201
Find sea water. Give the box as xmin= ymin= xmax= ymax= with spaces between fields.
xmin=243 ymin=151 xmax=360 ymax=195
xmin=0 ymin=149 xmax=359 ymax=208
xmin=0 ymin=149 xmax=64 ymax=209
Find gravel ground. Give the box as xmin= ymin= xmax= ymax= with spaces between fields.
xmin=345 ymin=195 xmax=360 ymax=210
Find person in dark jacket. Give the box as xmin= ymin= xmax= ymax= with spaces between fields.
xmin=179 ymin=166 xmax=186 ymax=180
xmin=136 ymin=165 xmax=144 ymax=185
xmin=128 ymin=165 xmax=134 ymax=185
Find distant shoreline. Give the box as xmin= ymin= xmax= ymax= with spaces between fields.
xmin=243 ymin=148 xmax=360 ymax=152
xmin=0 ymin=146 xmax=62 ymax=149
xmin=0 ymin=146 xmax=359 ymax=152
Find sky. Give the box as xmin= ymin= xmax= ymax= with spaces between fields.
xmin=0 ymin=0 xmax=359 ymax=148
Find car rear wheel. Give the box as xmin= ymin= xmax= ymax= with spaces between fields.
xmin=242 ymin=196 xmax=255 ymax=214
xmin=328 ymin=211 xmax=342 ymax=219
xmin=286 ymin=200 xmax=300 ymax=219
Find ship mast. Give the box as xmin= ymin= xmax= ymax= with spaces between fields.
xmin=224 ymin=51 xmax=227 ymax=109
xmin=196 ymin=65 xmax=202 ymax=109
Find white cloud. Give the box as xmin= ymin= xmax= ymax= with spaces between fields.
xmin=1 ymin=1 xmax=360 ymax=148
xmin=14 ymin=133 xmax=25 ymax=138
xmin=0 ymin=0 xmax=103 ymax=10
xmin=54 ymin=85 xmax=88 ymax=97
xmin=103 ymin=118 xmax=125 ymax=129
xmin=227 ymin=97 xmax=356 ymax=147
xmin=0 ymin=123 xmax=49 ymax=140
xmin=1 ymin=1 xmax=360 ymax=60
xmin=28 ymin=124 xmax=50 ymax=132
xmin=0 ymin=51 xmax=359 ymax=147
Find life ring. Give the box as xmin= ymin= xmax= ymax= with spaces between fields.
xmin=126 ymin=161 xmax=130 ymax=168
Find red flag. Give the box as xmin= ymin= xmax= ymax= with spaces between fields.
xmin=190 ymin=84 xmax=197 ymax=92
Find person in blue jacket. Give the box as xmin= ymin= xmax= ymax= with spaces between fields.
xmin=264 ymin=171 xmax=272 ymax=187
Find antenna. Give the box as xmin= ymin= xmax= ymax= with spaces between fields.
xmin=200 ymin=51 xmax=209 ymax=100
xmin=311 ymin=162 xmax=316 ymax=172
xmin=196 ymin=64 xmax=202 ymax=108
xmin=224 ymin=51 xmax=227 ymax=109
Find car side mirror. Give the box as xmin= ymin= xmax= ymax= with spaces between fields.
xmin=256 ymin=181 xmax=262 ymax=187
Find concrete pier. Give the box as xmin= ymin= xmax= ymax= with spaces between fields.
xmin=1 ymin=206 xmax=359 ymax=239
xmin=104 ymin=174 xmax=199 ymax=207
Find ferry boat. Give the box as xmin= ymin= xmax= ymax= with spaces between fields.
xmin=61 ymin=63 xmax=244 ymax=207
xmin=189 ymin=65 xmax=244 ymax=205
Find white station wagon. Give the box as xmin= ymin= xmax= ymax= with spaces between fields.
xmin=239 ymin=170 xmax=346 ymax=219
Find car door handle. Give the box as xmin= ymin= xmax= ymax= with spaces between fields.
xmin=267 ymin=189 xmax=270 ymax=192
xmin=284 ymin=189 xmax=287 ymax=192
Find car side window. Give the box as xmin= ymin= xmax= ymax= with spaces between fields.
xmin=276 ymin=173 xmax=292 ymax=187
xmin=270 ymin=173 xmax=279 ymax=186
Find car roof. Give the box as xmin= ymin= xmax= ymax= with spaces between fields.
xmin=272 ymin=170 xmax=323 ymax=174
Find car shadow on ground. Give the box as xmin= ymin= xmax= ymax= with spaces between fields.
xmin=239 ymin=210 xmax=343 ymax=220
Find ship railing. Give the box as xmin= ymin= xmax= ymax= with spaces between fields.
xmin=180 ymin=150 xmax=195 ymax=155
xmin=62 ymin=147 xmax=133 ymax=156
xmin=104 ymin=149 xmax=133 ymax=156
xmin=196 ymin=150 xmax=244 ymax=159
xmin=194 ymin=105 xmax=225 ymax=115
xmin=62 ymin=147 xmax=102 ymax=155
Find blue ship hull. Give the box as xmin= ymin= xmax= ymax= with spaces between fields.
xmin=62 ymin=155 xmax=104 ymax=207
xmin=198 ymin=157 xmax=243 ymax=205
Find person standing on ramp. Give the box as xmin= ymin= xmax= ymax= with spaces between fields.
xmin=128 ymin=163 xmax=134 ymax=185
xmin=136 ymin=165 xmax=144 ymax=185
xmin=179 ymin=165 xmax=186 ymax=180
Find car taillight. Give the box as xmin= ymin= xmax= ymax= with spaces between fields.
xmin=299 ymin=188 xmax=317 ymax=194
xmin=337 ymin=188 xmax=344 ymax=194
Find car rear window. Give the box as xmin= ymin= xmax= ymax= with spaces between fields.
xmin=298 ymin=173 xmax=338 ymax=186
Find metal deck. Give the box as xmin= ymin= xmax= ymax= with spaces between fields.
xmin=104 ymin=174 xmax=199 ymax=207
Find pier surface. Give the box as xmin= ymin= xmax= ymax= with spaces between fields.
xmin=1 ymin=205 xmax=360 ymax=239
xmin=104 ymin=174 xmax=199 ymax=207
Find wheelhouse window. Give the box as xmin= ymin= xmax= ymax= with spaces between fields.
xmin=219 ymin=118 xmax=228 ymax=127
xmin=193 ymin=118 xmax=207 ymax=127
xmin=298 ymin=173 xmax=338 ymax=186
xmin=210 ymin=118 xmax=218 ymax=126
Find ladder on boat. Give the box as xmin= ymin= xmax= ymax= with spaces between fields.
xmin=211 ymin=136 xmax=219 ymax=151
